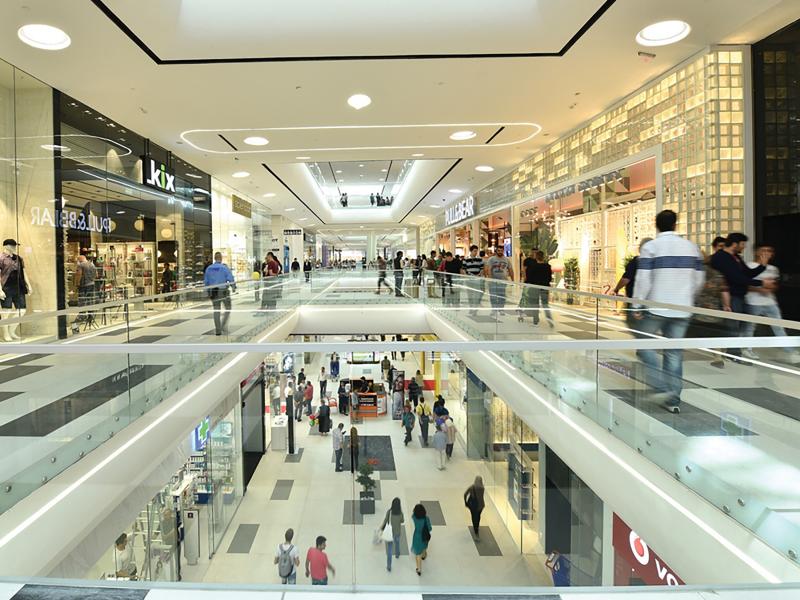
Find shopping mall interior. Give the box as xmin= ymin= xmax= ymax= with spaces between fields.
xmin=2 ymin=1 xmax=800 ymax=599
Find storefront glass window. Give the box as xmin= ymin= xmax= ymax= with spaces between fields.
xmin=208 ymin=402 xmax=245 ymax=554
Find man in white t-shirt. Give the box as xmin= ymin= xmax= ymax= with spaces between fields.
xmin=742 ymin=245 xmax=800 ymax=363
xmin=484 ymin=245 xmax=514 ymax=310
xmin=275 ymin=528 xmax=301 ymax=584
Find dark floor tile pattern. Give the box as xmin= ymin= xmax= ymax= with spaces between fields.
xmin=342 ymin=435 xmax=395 ymax=471
xmin=126 ymin=335 xmax=168 ymax=344
xmin=0 ymin=354 xmax=48 ymax=366
xmin=608 ymin=389 xmax=756 ymax=437
xmin=0 ymin=365 xmax=50 ymax=386
xmin=380 ymin=470 xmax=397 ymax=480
xmin=11 ymin=585 xmax=147 ymax=600
xmin=420 ymin=500 xmax=447 ymax=526
xmin=0 ymin=364 xmax=171 ymax=437
xmin=150 ymin=318 xmax=189 ymax=327
xmin=343 ymin=499 xmax=364 ymax=525
xmin=717 ymin=387 xmax=800 ymax=422
xmin=270 ymin=479 xmax=293 ymax=500
xmin=285 ymin=448 xmax=304 ymax=463
xmin=227 ymin=524 xmax=259 ymax=554
xmin=469 ymin=526 xmax=503 ymax=556
xmin=99 ymin=327 xmax=140 ymax=336
xmin=599 ymin=359 xmax=700 ymax=389
xmin=0 ymin=391 xmax=22 ymax=403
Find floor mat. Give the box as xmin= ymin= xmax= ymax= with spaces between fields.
xmin=343 ymin=435 xmax=396 ymax=471
xmin=717 ymin=387 xmax=800 ymax=422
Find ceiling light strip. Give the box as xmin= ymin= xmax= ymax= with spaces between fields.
xmin=261 ymin=163 xmax=326 ymax=225
xmin=88 ymin=0 xmax=160 ymax=63
xmin=400 ymin=158 xmax=462 ymax=223
xmin=558 ymin=0 xmax=618 ymax=56
xmin=218 ymin=134 xmax=239 ymax=152
xmin=484 ymin=126 xmax=505 ymax=145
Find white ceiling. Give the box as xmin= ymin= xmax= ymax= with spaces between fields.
xmin=0 ymin=0 xmax=797 ymax=237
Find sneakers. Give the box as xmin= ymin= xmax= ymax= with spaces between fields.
xmin=662 ymin=403 xmax=680 ymax=414
xmin=741 ymin=349 xmax=760 ymax=360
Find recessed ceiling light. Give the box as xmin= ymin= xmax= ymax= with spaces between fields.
xmin=285 ymin=208 xmax=296 ymax=212
xmin=299 ymin=218 xmax=308 ymax=221
xmin=381 ymin=169 xmax=388 ymax=172
xmin=185 ymin=173 xmax=202 ymax=179
xmin=40 ymin=144 xmax=70 ymax=152
xmin=475 ymin=165 xmax=494 ymax=173
xmin=449 ymin=130 xmax=476 ymax=141
xmin=18 ymin=24 xmax=71 ymax=50
xmin=296 ymin=156 xmax=311 ymax=160
xmin=360 ymin=225 xmax=364 ymax=229
xmin=263 ymin=192 xmax=276 ymax=198
xmin=244 ymin=136 xmax=269 ymax=146
xmin=429 ymin=204 xmax=441 ymax=208
xmin=116 ymin=210 xmax=126 ymax=215
xmin=448 ymin=188 xmax=463 ymax=194
xmin=335 ymin=170 xmax=343 ymax=174
xmin=232 ymin=171 xmax=250 ymax=178
xmin=636 ymin=20 xmax=691 ymax=46
xmin=347 ymin=94 xmax=372 ymax=110
xmin=359 ymin=164 xmax=365 ymax=167
xmin=412 ymin=153 xmax=424 ymax=157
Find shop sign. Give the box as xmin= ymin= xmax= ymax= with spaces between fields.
xmin=444 ymin=196 xmax=476 ymax=227
xmin=191 ymin=416 xmax=211 ymax=451
xmin=31 ymin=206 xmax=111 ymax=234
xmin=613 ymin=514 xmax=683 ymax=586
xmin=283 ymin=229 xmax=302 ymax=236
xmin=232 ymin=195 xmax=252 ymax=218
xmin=143 ymin=157 xmax=176 ymax=193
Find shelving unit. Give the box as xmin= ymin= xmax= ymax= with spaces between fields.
xmin=507 ymin=441 xmax=536 ymax=521
xmin=126 ymin=243 xmax=156 ymax=296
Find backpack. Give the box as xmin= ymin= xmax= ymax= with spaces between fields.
xmin=278 ymin=544 xmax=294 ymax=578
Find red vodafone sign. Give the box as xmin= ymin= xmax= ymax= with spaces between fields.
xmin=613 ymin=514 xmax=684 ymax=586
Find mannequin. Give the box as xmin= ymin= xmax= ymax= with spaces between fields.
xmin=0 ymin=239 xmax=34 ymax=342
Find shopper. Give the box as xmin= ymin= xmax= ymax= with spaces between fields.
xmin=485 ymin=245 xmax=513 ymax=313
xmin=350 ymin=386 xmax=360 ymax=421
xmin=294 ymin=384 xmax=305 ymax=422
xmin=261 ymin=252 xmax=282 ymax=310
xmin=432 ymin=423 xmax=447 ymax=470
xmin=332 ymin=423 xmax=345 ymax=472
xmin=401 ymin=403 xmax=416 ymax=446
xmin=319 ymin=366 xmax=328 ymax=398
xmin=464 ymin=476 xmax=486 ymax=540
xmin=416 ymin=397 xmax=432 ymax=446
xmin=304 ymin=380 xmax=314 ymax=416
xmin=442 ymin=252 xmax=462 ymax=304
xmin=519 ymin=250 xmax=555 ymax=326
xmin=381 ymin=355 xmax=392 ymax=381
xmin=633 ymin=210 xmax=705 ymax=413
xmin=426 ymin=251 xmax=439 ymax=298
xmin=742 ymin=245 xmax=800 ymax=363
xmin=462 ymin=244 xmax=485 ymax=315
xmin=710 ymin=232 xmax=773 ymax=358
xmin=444 ymin=416 xmax=457 ymax=459
xmin=305 ymin=536 xmax=335 ymax=585
xmin=349 ymin=426 xmax=360 ymax=472
xmin=613 ymin=238 xmax=652 ymax=330
xmin=380 ymin=497 xmax=405 ymax=572
xmin=318 ymin=399 xmax=331 ymax=434
xmin=330 ymin=353 xmax=340 ymax=380
xmin=411 ymin=503 xmax=432 ymax=576
xmin=694 ymin=236 xmax=730 ymax=368
xmin=337 ymin=381 xmax=349 ymax=415
xmin=297 ymin=368 xmax=306 ymax=386
xmin=393 ymin=251 xmax=404 ymax=297
xmin=291 ymin=258 xmax=301 ymax=278
xmin=303 ymin=258 xmax=312 ymax=282
xmin=203 ymin=252 xmax=236 ymax=336
xmin=161 ymin=263 xmax=175 ymax=296
xmin=114 ymin=533 xmax=137 ymax=579
xmin=376 ymin=256 xmax=390 ymax=294
xmin=407 ymin=376 xmax=421 ymax=408
xmin=275 ymin=528 xmax=300 ymax=584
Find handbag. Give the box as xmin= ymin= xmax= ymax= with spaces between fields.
xmin=421 ymin=521 xmax=431 ymax=542
xmin=381 ymin=522 xmax=394 ymax=542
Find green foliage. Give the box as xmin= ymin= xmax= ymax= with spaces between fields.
xmin=563 ymin=257 xmax=580 ymax=290
xmin=356 ymin=463 xmax=376 ymax=492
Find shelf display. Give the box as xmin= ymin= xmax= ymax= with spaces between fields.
xmin=507 ymin=441 xmax=535 ymax=521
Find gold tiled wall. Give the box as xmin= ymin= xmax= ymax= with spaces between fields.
xmin=436 ymin=47 xmax=747 ymax=251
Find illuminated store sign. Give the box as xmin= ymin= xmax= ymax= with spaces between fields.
xmin=444 ymin=196 xmax=476 ymax=227
xmin=232 ymin=195 xmax=252 ymax=218
xmin=143 ymin=157 xmax=176 ymax=193
xmin=31 ymin=206 xmax=111 ymax=234
xmin=613 ymin=514 xmax=683 ymax=586
xmin=283 ymin=229 xmax=302 ymax=236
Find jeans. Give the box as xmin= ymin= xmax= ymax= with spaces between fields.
xmin=394 ymin=272 xmax=404 ymax=296
xmin=281 ymin=572 xmax=296 ymax=584
xmin=377 ymin=273 xmax=389 ymax=291
xmin=211 ymin=291 xmax=231 ymax=335
xmin=320 ymin=380 xmax=327 ymax=397
xmin=635 ymin=314 xmax=690 ymax=406
xmin=295 ymin=399 xmax=304 ymax=421
xmin=726 ymin=295 xmax=747 ymax=356
xmin=437 ymin=450 xmax=446 ymax=469
xmin=466 ymin=280 xmax=485 ymax=311
xmin=469 ymin=507 xmax=483 ymax=536
xmin=445 ymin=442 xmax=453 ymax=458
xmin=404 ymin=425 xmax=413 ymax=445
xmin=334 ymin=448 xmax=343 ymax=471
xmin=742 ymin=302 xmax=792 ymax=353
xmin=488 ymin=280 xmax=507 ymax=309
xmin=420 ymin=419 xmax=429 ymax=445
xmin=532 ymin=289 xmax=553 ymax=324
xmin=385 ymin=536 xmax=400 ymax=569
xmin=311 ymin=577 xmax=328 ymax=585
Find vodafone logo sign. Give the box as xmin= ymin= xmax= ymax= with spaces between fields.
xmin=629 ymin=530 xmax=650 ymax=565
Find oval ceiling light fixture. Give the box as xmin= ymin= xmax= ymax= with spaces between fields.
xmin=18 ymin=24 xmax=71 ymax=50
xmin=244 ymin=136 xmax=269 ymax=146
xmin=296 ymin=156 xmax=311 ymax=160
xmin=347 ymin=94 xmax=372 ymax=110
xmin=635 ymin=20 xmax=691 ymax=46
xmin=232 ymin=171 xmax=250 ymax=178
xmin=448 ymin=188 xmax=463 ymax=194
xmin=450 ymin=130 xmax=477 ymax=141
xmin=40 ymin=144 xmax=70 ymax=152
xmin=263 ymin=192 xmax=276 ymax=198
xmin=475 ymin=165 xmax=494 ymax=173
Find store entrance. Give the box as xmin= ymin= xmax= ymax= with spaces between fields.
xmin=241 ymin=372 xmax=266 ymax=488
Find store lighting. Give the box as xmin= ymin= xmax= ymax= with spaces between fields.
xmin=299 ymin=218 xmax=308 ymax=221
xmin=449 ymin=130 xmax=476 ymax=141
xmin=475 ymin=165 xmax=494 ymax=173
xmin=347 ymin=94 xmax=372 ymax=110
xmin=185 ymin=173 xmax=202 ymax=179
xmin=161 ymin=228 xmax=173 ymax=239
xmin=17 ymin=24 xmax=71 ymax=50
xmin=116 ymin=210 xmax=126 ymax=215
xmin=244 ymin=136 xmax=269 ymax=146
xmin=448 ymin=188 xmax=463 ymax=194
xmin=381 ymin=169 xmax=388 ymax=172
xmin=412 ymin=153 xmax=424 ymax=157
xmin=232 ymin=171 xmax=250 ymax=178
xmin=335 ymin=170 xmax=343 ymax=174
xmin=263 ymin=192 xmax=276 ymax=198
xmin=359 ymin=164 xmax=365 ymax=168
xmin=296 ymin=156 xmax=311 ymax=160
xmin=285 ymin=208 xmax=296 ymax=212
xmin=636 ymin=20 xmax=691 ymax=47
xmin=40 ymin=144 xmax=70 ymax=152
xmin=429 ymin=204 xmax=440 ymax=208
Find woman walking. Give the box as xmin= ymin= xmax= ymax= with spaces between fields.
xmin=464 ymin=476 xmax=486 ymax=540
xmin=411 ymin=503 xmax=432 ymax=576
xmin=380 ymin=497 xmax=405 ymax=572
xmin=432 ymin=423 xmax=447 ymax=470
xmin=349 ymin=426 xmax=360 ymax=472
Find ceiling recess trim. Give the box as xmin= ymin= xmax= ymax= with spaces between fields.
xmin=89 ymin=0 xmax=617 ymax=64
xmin=400 ymin=159 xmax=462 ymax=223
xmin=261 ymin=163 xmax=327 ymax=225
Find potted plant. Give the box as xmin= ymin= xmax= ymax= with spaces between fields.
xmin=563 ymin=257 xmax=580 ymax=304
xmin=356 ymin=463 xmax=376 ymax=515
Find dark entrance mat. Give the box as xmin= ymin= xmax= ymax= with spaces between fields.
xmin=717 ymin=387 xmax=800 ymax=422
xmin=342 ymin=435 xmax=396 ymax=471
xmin=11 ymin=585 xmax=147 ymax=600
xmin=420 ymin=500 xmax=447 ymax=525
xmin=227 ymin=524 xmax=259 ymax=553
xmin=343 ymin=499 xmax=364 ymax=525
xmin=0 ymin=364 xmax=171 ymax=437
xmin=607 ymin=389 xmax=756 ymax=437
xmin=99 ymin=327 xmax=140 ymax=336
xmin=0 ymin=365 xmax=50 ymax=385
xmin=468 ymin=526 xmax=503 ymax=556
xmin=285 ymin=447 xmax=304 ymax=463
xmin=270 ymin=479 xmax=293 ymax=500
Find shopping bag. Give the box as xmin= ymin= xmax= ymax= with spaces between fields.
xmin=381 ymin=523 xmax=394 ymax=542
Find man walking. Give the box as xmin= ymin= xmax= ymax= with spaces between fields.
xmin=305 ymin=536 xmax=335 ymax=585
xmin=393 ymin=250 xmax=404 ymax=297
xmin=203 ymin=252 xmax=236 ymax=336
xmin=485 ymin=245 xmax=514 ymax=312
xmin=332 ymin=423 xmax=345 ymax=472
xmin=461 ymin=244 xmax=485 ymax=314
xmin=275 ymin=528 xmax=300 ymax=584
xmin=375 ymin=255 xmax=390 ymax=294
xmin=303 ymin=380 xmax=314 ymax=416
xmin=521 ymin=250 xmax=554 ymax=327
xmin=633 ymin=210 xmax=705 ymax=413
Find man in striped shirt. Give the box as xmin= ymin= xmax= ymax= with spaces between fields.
xmin=633 ymin=210 xmax=705 ymax=414
xmin=461 ymin=245 xmax=485 ymax=315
